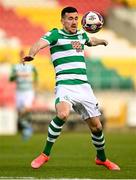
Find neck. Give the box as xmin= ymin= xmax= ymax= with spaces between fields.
xmin=63 ymin=28 xmax=77 ymax=34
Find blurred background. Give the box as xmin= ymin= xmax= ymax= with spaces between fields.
xmin=0 ymin=0 xmax=136 ymax=135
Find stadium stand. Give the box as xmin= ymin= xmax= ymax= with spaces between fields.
xmin=112 ymin=0 xmax=136 ymax=8
xmin=15 ymin=7 xmax=62 ymax=31
xmin=0 ymin=75 xmax=16 ymax=107
xmin=0 ymin=5 xmax=45 ymax=45
xmin=1 ymin=0 xmax=58 ymax=8
xmin=0 ymin=0 xmax=135 ymax=92
xmin=107 ymin=7 xmax=136 ymax=45
xmin=86 ymin=58 xmax=134 ymax=90
xmin=0 ymin=0 xmax=136 ymax=130
xmin=58 ymin=0 xmax=114 ymax=15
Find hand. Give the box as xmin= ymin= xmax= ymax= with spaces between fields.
xmin=102 ymin=40 xmax=108 ymax=46
xmin=90 ymin=37 xmax=108 ymax=46
xmin=23 ymin=56 xmax=34 ymax=61
xmin=22 ymin=56 xmax=34 ymax=65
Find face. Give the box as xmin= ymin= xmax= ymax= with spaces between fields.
xmin=61 ymin=12 xmax=78 ymax=34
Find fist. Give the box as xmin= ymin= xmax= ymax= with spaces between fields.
xmin=103 ymin=40 xmax=108 ymax=46
xmin=23 ymin=56 xmax=34 ymax=62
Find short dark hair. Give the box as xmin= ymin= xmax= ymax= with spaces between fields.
xmin=61 ymin=6 xmax=78 ymax=18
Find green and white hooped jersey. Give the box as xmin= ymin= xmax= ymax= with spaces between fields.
xmin=10 ymin=64 xmax=37 ymax=91
xmin=41 ymin=28 xmax=90 ymax=86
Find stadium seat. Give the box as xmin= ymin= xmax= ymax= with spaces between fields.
xmin=0 ymin=5 xmax=45 ymax=45
xmin=58 ymin=0 xmax=117 ymax=15
xmin=86 ymin=58 xmax=134 ymax=90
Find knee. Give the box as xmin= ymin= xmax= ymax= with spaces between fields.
xmin=90 ymin=123 xmax=102 ymax=133
xmin=91 ymin=124 xmax=103 ymax=133
xmin=57 ymin=111 xmax=69 ymax=120
xmin=86 ymin=117 xmax=103 ymax=133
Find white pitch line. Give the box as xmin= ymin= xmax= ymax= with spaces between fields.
xmin=0 ymin=177 xmax=34 ymax=180
xmin=0 ymin=179 xmax=101 ymax=180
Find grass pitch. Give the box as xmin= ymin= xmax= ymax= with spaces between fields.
xmin=0 ymin=130 xmax=136 ymax=179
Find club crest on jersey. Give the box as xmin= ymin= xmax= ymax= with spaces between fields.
xmin=71 ymin=41 xmax=82 ymax=52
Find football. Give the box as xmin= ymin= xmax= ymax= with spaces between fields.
xmin=81 ymin=11 xmax=104 ymax=33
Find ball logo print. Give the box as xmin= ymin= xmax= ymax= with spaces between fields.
xmin=88 ymin=15 xmax=96 ymax=21
xmin=91 ymin=24 xmax=97 ymax=30
xmin=81 ymin=11 xmax=104 ymax=33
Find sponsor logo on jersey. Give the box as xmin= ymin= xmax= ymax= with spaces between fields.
xmin=71 ymin=41 xmax=82 ymax=52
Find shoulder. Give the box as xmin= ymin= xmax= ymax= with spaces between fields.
xmin=42 ymin=28 xmax=59 ymax=43
xmin=11 ymin=64 xmax=20 ymax=73
xmin=32 ymin=65 xmax=37 ymax=71
xmin=51 ymin=28 xmax=58 ymax=33
xmin=76 ymin=29 xmax=89 ymax=43
xmin=79 ymin=29 xmax=89 ymax=38
xmin=12 ymin=64 xmax=19 ymax=69
xmin=44 ymin=28 xmax=59 ymax=36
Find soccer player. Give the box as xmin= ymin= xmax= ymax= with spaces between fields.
xmin=9 ymin=50 xmax=38 ymax=140
xmin=23 ymin=7 xmax=120 ymax=170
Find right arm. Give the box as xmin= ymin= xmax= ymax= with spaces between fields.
xmin=23 ymin=28 xmax=58 ymax=63
xmin=9 ymin=66 xmax=16 ymax=82
xmin=22 ymin=39 xmax=49 ymax=62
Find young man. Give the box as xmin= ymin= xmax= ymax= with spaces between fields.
xmin=23 ymin=7 xmax=120 ymax=170
xmin=10 ymin=50 xmax=38 ymax=140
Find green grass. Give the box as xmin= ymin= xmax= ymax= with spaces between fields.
xmin=0 ymin=130 xmax=136 ymax=179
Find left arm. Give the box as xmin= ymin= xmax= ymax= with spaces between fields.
xmin=33 ymin=67 xmax=38 ymax=89
xmin=85 ymin=37 xmax=108 ymax=47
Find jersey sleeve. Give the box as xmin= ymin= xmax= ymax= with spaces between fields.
xmin=83 ymin=32 xmax=90 ymax=44
xmin=9 ymin=65 xmax=16 ymax=81
xmin=32 ymin=66 xmax=38 ymax=83
xmin=41 ymin=28 xmax=58 ymax=46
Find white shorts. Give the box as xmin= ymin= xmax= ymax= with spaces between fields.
xmin=55 ymin=83 xmax=101 ymax=120
xmin=16 ymin=90 xmax=35 ymax=110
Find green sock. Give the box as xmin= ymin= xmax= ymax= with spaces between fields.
xmin=43 ymin=116 xmax=65 ymax=156
xmin=91 ymin=131 xmax=106 ymax=161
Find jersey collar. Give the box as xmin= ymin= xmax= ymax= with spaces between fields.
xmin=59 ymin=29 xmax=84 ymax=36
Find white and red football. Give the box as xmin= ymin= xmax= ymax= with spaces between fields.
xmin=81 ymin=11 xmax=104 ymax=33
